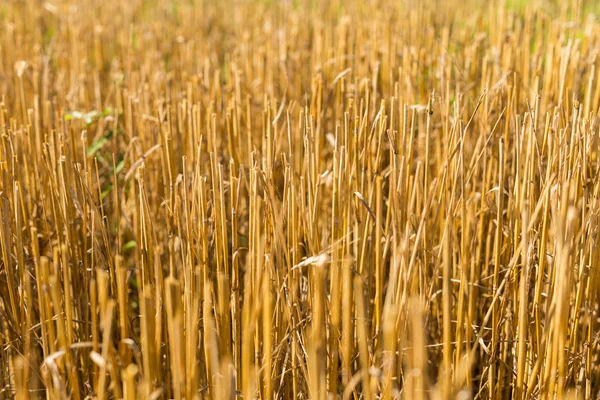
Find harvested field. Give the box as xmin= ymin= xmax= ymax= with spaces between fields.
xmin=0 ymin=0 xmax=600 ymax=398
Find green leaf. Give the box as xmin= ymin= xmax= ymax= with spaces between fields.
xmin=95 ymin=153 xmax=107 ymax=164
xmin=115 ymin=159 xmax=125 ymax=174
xmin=123 ymin=240 xmax=137 ymax=250
xmin=87 ymin=137 xmax=108 ymax=157
xmin=101 ymin=184 xmax=113 ymax=200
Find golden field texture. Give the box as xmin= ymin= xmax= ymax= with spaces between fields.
xmin=0 ymin=0 xmax=600 ymax=398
